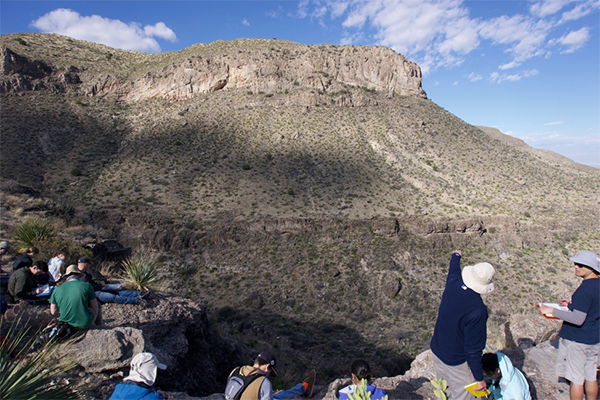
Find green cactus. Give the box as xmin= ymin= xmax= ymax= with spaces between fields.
xmin=348 ymin=378 xmax=389 ymax=400
xmin=431 ymin=377 xmax=449 ymax=400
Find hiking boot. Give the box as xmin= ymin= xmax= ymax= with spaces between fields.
xmin=137 ymin=297 xmax=147 ymax=307
xmin=303 ymin=369 xmax=316 ymax=398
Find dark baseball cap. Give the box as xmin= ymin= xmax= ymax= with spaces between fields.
xmin=257 ymin=351 xmax=277 ymax=376
xmin=77 ymin=256 xmax=91 ymax=263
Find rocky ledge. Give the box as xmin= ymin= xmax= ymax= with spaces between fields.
xmin=15 ymin=293 xmax=566 ymax=399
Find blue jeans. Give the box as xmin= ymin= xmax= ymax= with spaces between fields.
xmin=273 ymin=383 xmax=306 ymax=400
xmin=96 ymin=290 xmax=140 ymax=304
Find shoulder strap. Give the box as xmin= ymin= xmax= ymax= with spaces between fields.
xmin=227 ymin=367 xmax=265 ymax=400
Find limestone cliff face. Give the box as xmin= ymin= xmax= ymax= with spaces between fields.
xmin=122 ymin=42 xmax=426 ymax=102
xmin=0 ymin=35 xmax=426 ymax=104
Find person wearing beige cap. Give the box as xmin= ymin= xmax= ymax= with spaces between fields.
xmin=110 ymin=352 xmax=168 ymax=399
xmin=430 ymin=250 xmax=495 ymax=400
xmin=538 ymin=250 xmax=599 ymax=400
xmin=49 ymin=265 xmax=99 ymax=329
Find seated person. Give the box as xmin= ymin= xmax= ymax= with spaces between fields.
xmin=50 ymin=265 xmax=99 ymax=329
xmin=7 ymin=260 xmax=50 ymax=303
xmin=0 ymin=241 xmax=13 ymax=271
xmin=225 ymin=351 xmax=316 ymax=399
xmin=338 ymin=360 xmax=387 ymax=400
xmin=11 ymin=246 xmax=39 ymax=271
xmin=77 ymin=257 xmax=145 ymax=305
xmin=482 ymin=351 xmax=531 ymax=400
xmin=48 ymin=248 xmax=68 ymax=282
xmin=110 ymin=352 xmax=168 ymax=400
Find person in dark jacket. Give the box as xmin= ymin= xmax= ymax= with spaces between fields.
xmin=538 ymin=251 xmax=599 ymax=400
xmin=430 ymin=250 xmax=495 ymax=400
xmin=11 ymin=246 xmax=39 ymax=271
xmin=110 ymin=352 xmax=168 ymax=400
xmin=7 ymin=260 xmax=48 ymax=302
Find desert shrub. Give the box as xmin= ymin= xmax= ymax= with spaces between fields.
xmin=0 ymin=316 xmax=77 ymax=399
xmin=33 ymin=237 xmax=92 ymax=267
xmin=12 ymin=218 xmax=55 ymax=252
xmin=70 ymin=168 xmax=82 ymax=176
xmin=96 ymin=260 xmax=120 ymax=280
xmin=121 ymin=256 xmax=159 ymax=291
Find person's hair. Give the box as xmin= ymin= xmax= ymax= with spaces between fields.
xmin=27 ymin=246 xmax=40 ymax=255
xmin=351 ymin=360 xmax=373 ymax=381
xmin=58 ymin=248 xmax=68 ymax=256
xmin=255 ymin=357 xmax=269 ymax=367
xmin=482 ymin=353 xmax=499 ymax=376
xmin=33 ymin=260 xmax=48 ymax=273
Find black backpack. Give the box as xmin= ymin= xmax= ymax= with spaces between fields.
xmin=224 ymin=367 xmax=265 ymax=400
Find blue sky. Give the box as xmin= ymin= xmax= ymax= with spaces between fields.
xmin=2 ymin=0 xmax=599 ymax=167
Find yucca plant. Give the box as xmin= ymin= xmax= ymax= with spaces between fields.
xmin=121 ymin=256 xmax=159 ymax=291
xmin=0 ymin=316 xmax=77 ymax=399
xmin=12 ymin=218 xmax=55 ymax=252
xmin=348 ymin=378 xmax=388 ymax=400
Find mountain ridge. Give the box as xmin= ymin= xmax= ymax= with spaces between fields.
xmin=1 ymin=33 xmax=599 ymax=395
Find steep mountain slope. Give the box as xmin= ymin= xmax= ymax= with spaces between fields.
xmin=1 ymin=33 xmax=599 ymax=391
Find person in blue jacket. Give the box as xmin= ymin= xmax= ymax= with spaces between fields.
xmin=482 ymin=352 xmax=531 ymax=400
xmin=338 ymin=359 xmax=387 ymax=400
xmin=110 ymin=352 xmax=168 ymax=400
xmin=538 ymin=250 xmax=599 ymax=400
xmin=430 ymin=250 xmax=495 ymax=400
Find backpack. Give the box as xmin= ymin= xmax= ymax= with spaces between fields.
xmin=224 ymin=367 xmax=265 ymax=400
xmin=34 ymin=319 xmax=74 ymax=350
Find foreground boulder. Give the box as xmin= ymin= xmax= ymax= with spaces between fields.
xmin=55 ymin=292 xmax=250 ymax=398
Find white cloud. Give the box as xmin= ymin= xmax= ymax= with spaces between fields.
xmin=297 ymin=0 xmax=596 ymax=75
xmin=529 ymin=0 xmax=572 ymax=18
xmin=512 ymin=128 xmax=600 ymax=167
xmin=242 ymin=18 xmax=250 ymax=26
xmin=478 ymin=15 xmax=551 ymax=69
xmin=560 ymin=1 xmax=600 ymax=22
xmin=330 ymin=1 xmax=350 ymax=18
xmin=489 ymin=69 xmax=539 ymax=84
xmin=467 ymin=72 xmax=482 ymax=82
xmin=144 ymin=22 xmax=177 ymax=41
xmin=31 ymin=8 xmax=177 ymax=53
xmin=553 ymin=27 xmax=590 ymax=53
xmin=544 ymin=121 xmax=564 ymax=126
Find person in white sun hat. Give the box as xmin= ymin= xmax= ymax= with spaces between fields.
xmin=430 ymin=250 xmax=495 ymax=400
xmin=110 ymin=352 xmax=169 ymax=400
xmin=539 ymin=251 xmax=599 ymax=400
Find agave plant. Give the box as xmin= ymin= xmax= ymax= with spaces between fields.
xmin=0 ymin=316 xmax=77 ymax=399
xmin=12 ymin=218 xmax=55 ymax=252
xmin=121 ymin=256 xmax=159 ymax=291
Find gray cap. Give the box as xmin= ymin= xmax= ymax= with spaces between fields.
xmin=569 ymin=251 xmax=600 ymax=273
xmin=0 ymin=241 xmax=9 ymax=250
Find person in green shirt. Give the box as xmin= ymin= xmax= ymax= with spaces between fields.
xmin=49 ymin=265 xmax=99 ymax=329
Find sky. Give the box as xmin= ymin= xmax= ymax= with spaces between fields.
xmin=1 ymin=0 xmax=599 ymax=168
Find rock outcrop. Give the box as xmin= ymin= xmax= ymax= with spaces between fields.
xmin=0 ymin=34 xmax=427 ymax=104
xmin=55 ymin=292 xmax=251 ymax=398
